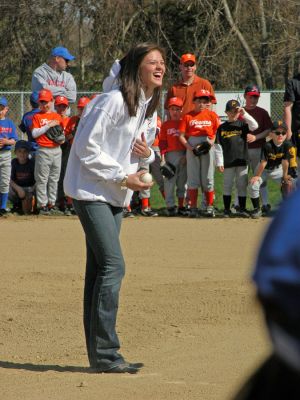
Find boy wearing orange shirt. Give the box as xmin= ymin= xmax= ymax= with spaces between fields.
xmin=59 ymin=96 xmax=90 ymax=214
xmin=159 ymin=97 xmax=187 ymax=216
xmin=31 ymin=89 xmax=65 ymax=215
xmin=179 ymin=89 xmax=219 ymax=217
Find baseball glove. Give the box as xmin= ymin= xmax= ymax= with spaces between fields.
xmin=281 ymin=177 xmax=294 ymax=199
xmin=192 ymin=141 xmax=211 ymax=157
xmin=46 ymin=125 xmax=65 ymax=144
xmin=160 ymin=161 xmax=176 ymax=179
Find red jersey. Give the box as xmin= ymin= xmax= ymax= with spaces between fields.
xmin=165 ymin=75 xmax=216 ymax=116
xmin=65 ymin=115 xmax=80 ymax=145
xmin=159 ymin=120 xmax=186 ymax=154
xmin=179 ymin=109 xmax=220 ymax=139
xmin=245 ymin=106 xmax=273 ymax=149
xmin=32 ymin=111 xmax=63 ymax=148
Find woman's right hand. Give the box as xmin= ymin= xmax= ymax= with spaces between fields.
xmin=125 ymin=171 xmax=154 ymax=191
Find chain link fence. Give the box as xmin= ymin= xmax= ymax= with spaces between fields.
xmin=0 ymin=90 xmax=285 ymax=138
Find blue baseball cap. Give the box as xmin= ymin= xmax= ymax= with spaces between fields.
xmin=0 ymin=96 xmax=8 ymax=107
xmin=30 ymin=91 xmax=39 ymax=104
xmin=51 ymin=46 xmax=75 ymax=61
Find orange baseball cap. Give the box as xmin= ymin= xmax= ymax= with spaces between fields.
xmin=54 ymin=96 xmax=69 ymax=106
xmin=168 ymin=97 xmax=183 ymax=108
xmin=193 ymin=89 xmax=215 ymax=101
xmin=77 ymin=96 xmax=91 ymax=108
xmin=180 ymin=53 xmax=196 ymax=64
xmin=38 ymin=89 xmax=53 ymax=102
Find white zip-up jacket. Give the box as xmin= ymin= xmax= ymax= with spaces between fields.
xmin=64 ymin=89 xmax=156 ymax=207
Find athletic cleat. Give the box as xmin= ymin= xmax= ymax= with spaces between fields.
xmin=167 ymin=207 xmax=177 ymax=217
xmin=230 ymin=204 xmax=239 ymax=215
xmin=39 ymin=206 xmax=50 ymax=216
xmin=206 ymin=205 xmax=215 ymax=217
xmin=238 ymin=208 xmax=250 ymax=218
xmin=123 ymin=208 xmax=135 ymax=218
xmin=189 ymin=208 xmax=198 ymax=218
xmin=223 ymin=209 xmax=232 ymax=218
xmin=177 ymin=207 xmax=188 ymax=217
xmin=48 ymin=206 xmax=64 ymax=216
xmin=261 ymin=204 xmax=271 ymax=216
xmin=64 ymin=208 xmax=72 ymax=216
xmin=251 ymin=208 xmax=262 ymax=219
xmin=140 ymin=207 xmax=158 ymax=217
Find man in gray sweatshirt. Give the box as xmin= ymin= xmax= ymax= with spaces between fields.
xmin=32 ymin=46 xmax=77 ymax=104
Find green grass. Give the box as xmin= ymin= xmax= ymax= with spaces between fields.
xmin=150 ymin=170 xmax=282 ymax=210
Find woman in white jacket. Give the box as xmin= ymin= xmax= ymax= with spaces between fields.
xmin=64 ymin=43 xmax=165 ymax=374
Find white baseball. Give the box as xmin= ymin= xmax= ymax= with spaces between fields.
xmin=140 ymin=172 xmax=153 ymax=183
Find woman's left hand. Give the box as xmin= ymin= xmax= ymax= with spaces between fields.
xmin=132 ymin=132 xmax=151 ymax=158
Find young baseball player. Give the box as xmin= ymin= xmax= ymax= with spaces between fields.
xmin=240 ymin=84 xmax=273 ymax=214
xmin=248 ymin=121 xmax=294 ymax=218
xmin=31 ymin=89 xmax=65 ymax=215
xmin=54 ymin=95 xmax=71 ymax=213
xmin=58 ymin=96 xmax=90 ymax=215
xmin=19 ymin=91 xmax=40 ymax=154
xmin=214 ymin=100 xmax=258 ymax=217
xmin=159 ymin=97 xmax=187 ymax=216
xmin=0 ymin=96 xmax=18 ymax=216
xmin=178 ymin=89 xmax=220 ymax=217
xmin=9 ymin=140 xmax=35 ymax=214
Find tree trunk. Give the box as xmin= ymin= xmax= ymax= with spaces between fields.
xmin=222 ymin=0 xmax=263 ymax=88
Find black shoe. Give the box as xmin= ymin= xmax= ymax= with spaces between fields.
xmin=238 ymin=208 xmax=250 ymax=218
xmin=99 ymin=362 xmax=144 ymax=374
xmin=261 ymin=204 xmax=271 ymax=216
xmin=141 ymin=207 xmax=158 ymax=217
xmin=39 ymin=206 xmax=50 ymax=216
xmin=223 ymin=209 xmax=232 ymax=218
xmin=167 ymin=207 xmax=177 ymax=217
xmin=177 ymin=207 xmax=188 ymax=217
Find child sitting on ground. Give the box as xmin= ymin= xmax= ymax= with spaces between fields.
xmin=9 ymin=140 xmax=35 ymax=214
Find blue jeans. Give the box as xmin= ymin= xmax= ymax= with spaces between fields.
xmin=73 ymin=199 xmax=125 ymax=370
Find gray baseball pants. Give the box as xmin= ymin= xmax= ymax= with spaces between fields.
xmin=187 ymin=136 xmax=214 ymax=191
xmin=0 ymin=150 xmax=11 ymax=193
xmin=164 ymin=150 xmax=187 ymax=208
xmin=34 ymin=146 xmax=62 ymax=207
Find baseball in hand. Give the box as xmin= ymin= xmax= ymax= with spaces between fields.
xmin=140 ymin=172 xmax=153 ymax=184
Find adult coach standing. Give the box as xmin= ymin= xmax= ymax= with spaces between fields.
xmin=165 ymin=53 xmax=215 ymax=116
xmin=32 ymin=46 xmax=77 ymax=104
xmin=64 ymin=43 xmax=166 ymax=374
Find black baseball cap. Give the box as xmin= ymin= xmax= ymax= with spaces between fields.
xmin=225 ymin=99 xmax=240 ymax=112
xmin=272 ymin=120 xmax=287 ymax=132
xmin=15 ymin=140 xmax=31 ymax=151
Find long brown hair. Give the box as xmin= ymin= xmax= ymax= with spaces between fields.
xmin=119 ymin=43 xmax=166 ymax=118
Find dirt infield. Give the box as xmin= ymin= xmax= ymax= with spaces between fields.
xmin=0 ymin=215 xmax=271 ymax=400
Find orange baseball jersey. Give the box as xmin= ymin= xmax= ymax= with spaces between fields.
xmin=178 ymin=109 xmax=220 ymax=139
xmin=159 ymin=120 xmax=186 ymax=154
xmin=32 ymin=111 xmax=63 ymax=148
xmin=152 ymin=116 xmax=162 ymax=147
xmin=65 ymin=115 xmax=80 ymax=145
xmin=61 ymin=115 xmax=70 ymax=131
xmin=165 ymin=75 xmax=216 ymax=116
